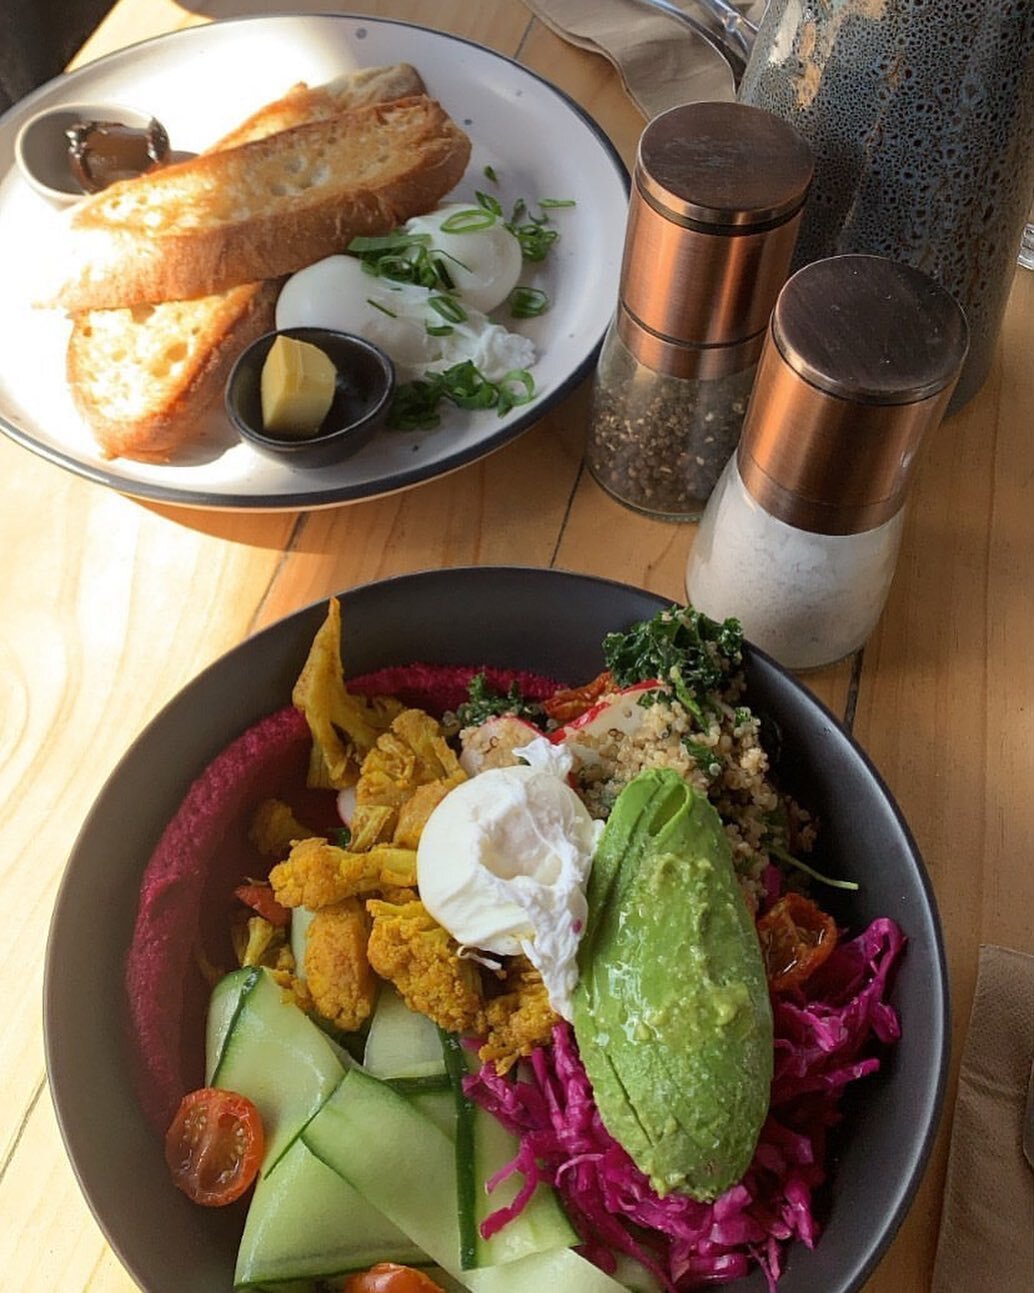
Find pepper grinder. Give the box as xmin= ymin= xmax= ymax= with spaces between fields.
xmin=586 ymin=101 xmax=813 ymax=521
xmin=686 ymin=254 xmax=969 ymax=670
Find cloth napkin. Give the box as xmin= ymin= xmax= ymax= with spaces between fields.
xmin=931 ymin=945 xmax=1034 ymax=1291
xmin=524 ymin=0 xmax=748 ymax=118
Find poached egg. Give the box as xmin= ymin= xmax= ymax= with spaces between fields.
xmin=275 ymin=203 xmax=533 ymax=381
xmin=416 ymin=738 xmax=602 ymax=1020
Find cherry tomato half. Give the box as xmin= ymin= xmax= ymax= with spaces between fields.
xmin=756 ymin=892 xmax=838 ymax=992
xmin=164 ymin=1088 xmax=265 ymax=1207
xmin=343 ymin=1264 xmax=445 ymax=1293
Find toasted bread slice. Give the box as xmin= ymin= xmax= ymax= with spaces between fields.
xmin=213 ymin=64 xmax=426 ymax=149
xmin=67 ymin=281 xmax=282 ymax=461
xmin=64 ymin=64 xmax=438 ymax=462
xmin=57 ymin=96 xmax=471 ymax=312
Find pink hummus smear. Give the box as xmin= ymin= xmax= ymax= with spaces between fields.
xmin=124 ymin=664 xmax=558 ymax=1134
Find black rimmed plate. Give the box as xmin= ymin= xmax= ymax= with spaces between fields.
xmin=45 ymin=568 xmax=948 ymax=1291
xmin=0 ymin=15 xmax=628 ymax=510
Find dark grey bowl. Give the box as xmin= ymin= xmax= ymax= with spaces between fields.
xmin=44 ymin=568 xmax=948 ymax=1293
xmin=226 ymin=328 xmax=395 ymax=468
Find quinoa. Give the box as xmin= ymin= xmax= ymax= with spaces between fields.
xmin=571 ymin=688 xmax=812 ymax=902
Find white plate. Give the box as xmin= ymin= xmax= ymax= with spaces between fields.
xmin=0 ymin=14 xmax=628 ymax=511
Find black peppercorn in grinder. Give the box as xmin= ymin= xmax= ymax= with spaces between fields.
xmin=586 ymin=100 xmax=813 ymax=521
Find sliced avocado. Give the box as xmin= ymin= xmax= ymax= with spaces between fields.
xmin=573 ymin=768 xmax=773 ymax=1202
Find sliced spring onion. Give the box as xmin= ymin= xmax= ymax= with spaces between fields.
xmin=483 ymin=164 xmax=499 ymax=183
xmin=508 ymin=286 xmax=550 ymax=318
xmin=539 ymin=197 xmax=577 ymax=209
xmin=428 ymin=295 xmax=468 ymax=324
xmin=367 ymin=298 xmax=398 ymax=318
xmin=425 ymin=323 xmax=456 ymax=337
xmin=348 ymin=231 xmax=431 ymax=253
xmin=496 ymin=369 xmax=536 ymax=415
xmin=388 ymin=362 xmax=536 ymax=431
xmin=475 ymin=190 xmax=504 ymax=217
xmin=440 ymin=207 xmax=497 ymax=233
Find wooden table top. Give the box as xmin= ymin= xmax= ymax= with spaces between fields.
xmin=2 ymin=2 xmax=1031 ymax=1289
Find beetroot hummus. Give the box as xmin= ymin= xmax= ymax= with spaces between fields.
xmin=124 ymin=664 xmax=560 ymax=1135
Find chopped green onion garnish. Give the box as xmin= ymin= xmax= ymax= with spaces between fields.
xmin=440 ymin=207 xmax=497 ymax=233
xmin=428 ymin=295 xmax=467 ymax=324
xmin=539 ymin=197 xmax=576 ymax=208
xmin=367 ymin=298 xmax=397 ymax=318
xmin=508 ymin=286 xmax=549 ymax=318
xmin=348 ymin=231 xmax=430 ymax=253
xmin=426 ymin=323 xmax=455 ymax=337
xmin=483 ymin=164 xmax=499 ymax=183
xmin=475 ymin=190 xmax=504 ymax=217
xmin=496 ymin=369 xmax=535 ymax=415
xmin=388 ymin=361 xmax=536 ymax=431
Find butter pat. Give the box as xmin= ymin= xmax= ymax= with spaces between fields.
xmin=260 ymin=335 xmax=336 ymax=438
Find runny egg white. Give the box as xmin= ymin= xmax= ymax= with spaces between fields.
xmin=275 ymin=203 xmax=536 ymax=383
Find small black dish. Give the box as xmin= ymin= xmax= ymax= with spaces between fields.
xmin=226 ymin=327 xmax=396 ymax=469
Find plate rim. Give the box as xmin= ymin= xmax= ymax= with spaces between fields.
xmin=0 ymin=13 xmax=629 ymax=512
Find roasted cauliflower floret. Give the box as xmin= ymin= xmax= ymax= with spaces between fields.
xmin=270 ymin=837 xmax=417 ymax=910
xmin=303 ymin=897 xmax=377 ymax=1033
xmin=366 ymin=897 xmax=485 ymax=1036
xmin=231 ymin=915 xmax=292 ymax=973
xmin=351 ymin=709 xmax=466 ymax=850
xmin=249 ymin=799 xmax=318 ymax=859
xmin=293 ymin=597 xmax=405 ymax=789
xmin=479 ymin=957 xmax=559 ymax=1073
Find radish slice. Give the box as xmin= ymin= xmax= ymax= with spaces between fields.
xmin=550 ymin=681 xmax=660 ymax=769
xmin=336 ymin=785 xmax=357 ymax=825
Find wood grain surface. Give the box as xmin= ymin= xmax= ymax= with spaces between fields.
xmin=1 ymin=2 xmax=1031 ymax=1290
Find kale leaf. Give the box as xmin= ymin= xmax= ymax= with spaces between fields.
xmin=602 ymin=605 xmax=743 ymax=722
xmin=454 ymin=672 xmax=545 ymax=728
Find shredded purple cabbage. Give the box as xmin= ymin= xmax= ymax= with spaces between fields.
xmin=464 ymin=917 xmax=905 ymax=1291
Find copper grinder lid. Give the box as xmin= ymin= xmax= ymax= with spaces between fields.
xmin=738 ymin=255 xmax=970 ymax=535
xmin=636 ymin=101 xmax=815 ymax=228
xmin=621 ymin=102 xmax=814 ymax=347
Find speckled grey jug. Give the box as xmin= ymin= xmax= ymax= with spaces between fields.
xmin=738 ymin=0 xmax=1034 ymax=412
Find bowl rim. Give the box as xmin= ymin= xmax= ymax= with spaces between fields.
xmin=43 ymin=565 xmax=951 ymax=1293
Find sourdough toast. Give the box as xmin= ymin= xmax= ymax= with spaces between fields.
xmin=67 ymin=282 xmax=282 ymax=462
xmin=64 ymin=64 xmax=447 ymax=461
xmin=57 ymin=95 xmax=471 ymax=312
xmin=213 ymin=64 xmax=426 ymax=149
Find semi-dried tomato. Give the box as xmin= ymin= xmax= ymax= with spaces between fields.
xmin=542 ymin=670 xmax=615 ymax=723
xmin=757 ymin=892 xmax=838 ymax=992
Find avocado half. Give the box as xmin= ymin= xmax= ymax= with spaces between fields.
xmin=572 ymin=768 xmax=773 ymax=1201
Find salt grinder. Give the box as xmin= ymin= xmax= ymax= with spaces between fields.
xmin=586 ymin=101 xmax=813 ymax=521
xmin=686 ymin=254 xmax=969 ymax=670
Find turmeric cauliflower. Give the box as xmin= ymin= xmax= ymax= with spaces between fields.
xmin=479 ymin=956 xmax=559 ymax=1073
xmin=303 ymin=898 xmax=377 ymax=1033
xmin=293 ymin=597 xmax=405 ymax=789
xmin=351 ymin=709 xmax=466 ymax=850
xmin=249 ymin=799 xmax=317 ymax=859
xmin=270 ymin=837 xmax=417 ymax=910
xmin=367 ymin=897 xmax=485 ymax=1036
